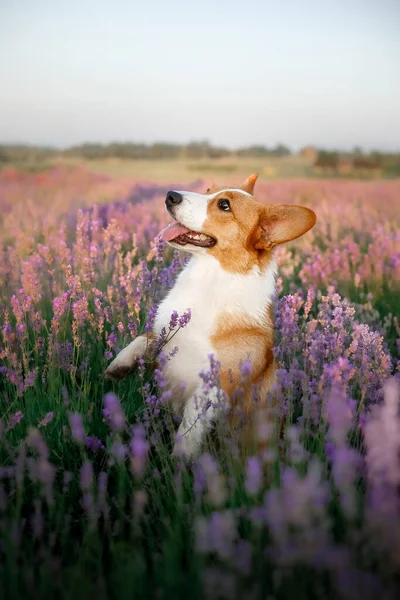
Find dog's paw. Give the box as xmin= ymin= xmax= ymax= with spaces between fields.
xmin=104 ymin=336 xmax=150 ymax=381
xmin=104 ymin=363 xmax=135 ymax=380
xmin=104 ymin=351 xmax=139 ymax=380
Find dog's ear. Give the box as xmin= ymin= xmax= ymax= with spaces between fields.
xmin=205 ymin=180 xmax=216 ymax=193
xmin=241 ymin=173 xmax=259 ymax=195
xmin=253 ymin=204 xmax=316 ymax=250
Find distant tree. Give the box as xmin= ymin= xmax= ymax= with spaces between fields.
xmin=236 ymin=144 xmax=292 ymax=158
xmin=353 ymin=154 xmax=380 ymax=170
xmin=186 ymin=140 xmax=212 ymax=159
xmin=237 ymin=146 xmax=271 ymax=157
xmin=0 ymin=147 xmax=9 ymax=163
xmin=270 ymin=144 xmax=291 ymax=157
xmin=315 ymin=150 xmax=339 ymax=169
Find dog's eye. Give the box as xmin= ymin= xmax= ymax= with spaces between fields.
xmin=218 ymin=199 xmax=231 ymax=212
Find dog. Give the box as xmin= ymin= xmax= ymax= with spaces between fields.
xmin=105 ymin=174 xmax=316 ymax=458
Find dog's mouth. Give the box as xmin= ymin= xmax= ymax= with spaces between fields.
xmin=160 ymin=222 xmax=216 ymax=248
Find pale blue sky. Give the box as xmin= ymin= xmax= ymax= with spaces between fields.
xmin=0 ymin=0 xmax=399 ymax=150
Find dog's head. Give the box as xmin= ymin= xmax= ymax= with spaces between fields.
xmin=161 ymin=174 xmax=316 ymax=273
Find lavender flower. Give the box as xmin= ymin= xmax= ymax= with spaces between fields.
xmin=195 ymin=453 xmax=227 ymax=506
xmin=110 ymin=440 xmax=126 ymax=463
xmin=130 ymin=424 xmax=148 ymax=477
xmin=195 ymin=511 xmax=236 ymax=559
xmin=85 ymin=435 xmax=105 ymax=453
xmin=178 ymin=308 xmax=191 ymax=328
xmin=6 ymin=410 xmax=24 ymax=431
xmin=103 ymin=392 xmax=125 ymax=432
xmin=168 ymin=310 xmax=179 ymax=330
xmin=364 ymin=378 xmax=400 ymax=567
xmin=245 ymin=456 xmax=262 ymax=496
xmin=68 ymin=413 xmax=85 ymax=443
xmin=80 ymin=460 xmax=93 ymax=491
xmin=145 ymin=302 xmax=158 ymax=332
xmin=38 ymin=412 xmax=54 ymax=428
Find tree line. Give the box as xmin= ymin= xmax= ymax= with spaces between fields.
xmin=314 ymin=149 xmax=400 ymax=176
xmin=0 ymin=141 xmax=292 ymax=163
xmin=0 ymin=142 xmax=399 ymax=176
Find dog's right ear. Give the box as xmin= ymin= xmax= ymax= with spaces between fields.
xmin=253 ymin=204 xmax=316 ymax=250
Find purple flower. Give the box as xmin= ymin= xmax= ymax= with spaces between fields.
xmin=6 ymin=411 xmax=24 ymax=431
xmin=245 ymin=456 xmax=262 ymax=496
xmin=68 ymin=413 xmax=85 ymax=444
xmin=80 ymin=460 xmax=93 ymax=491
xmin=234 ymin=539 xmax=253 ymax=575
xmin=103 ymin=392 xmax=125 ymax=432
xmin=63 ymin=471 xmax=73 ymax=492
xmin=72 ymin=295 xmax=89 ymax=326
xmin=239 ymin=359 xmax=252 ymax=382
xmin=195 ymin=453 xmax=227 ymax=506
xmin=106 ymin=332 xmax=118 ymax=349
xmin=169 ymin=310 xmax=179 ymax=330
xmin=264 ymin=460 xmax=331 ymax=566
xmin=364 ymin=378 xmax=400 ymax=565
xmin=178 ymin=308 xmax=191 ymax=329
xmin=130 ymin=425 xmax=148 ymax=477
xmin=61 ymin=386 xmax=69 ymax=406
xmin=26 ymin=429 xmax=55 ymax=505
xmin=325 ymin=442 xmax=335 ymax=460
xmin=199 ymin=354 xmax=222 ymax=393
xmin=195 ymin=511 xmax=236 ymax=559
xmin=38 ymin=412 xmax=54 ymax=428
xmin=145 ymin=302 xmax=158 ymax=332
xmin=85 ymin=436 xmax=105 ymax=453
xmin=110 ymin=440 xmax=126 ymax=463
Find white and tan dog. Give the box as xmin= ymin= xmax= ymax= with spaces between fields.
xmin=105 ymin=174 xmax=316 ymax=458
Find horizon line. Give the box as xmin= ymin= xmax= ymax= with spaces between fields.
xmin=0 ymin=140 xmax=399 ymax=154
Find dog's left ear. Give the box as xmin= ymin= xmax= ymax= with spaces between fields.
xmin=241 ymin=173 xmax=259 ymax=195
xmin=254 ymin=205 xmax=316 ymax=250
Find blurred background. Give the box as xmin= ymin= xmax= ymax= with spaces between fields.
xmin=0 ymin=0 xmax=399 ymax=183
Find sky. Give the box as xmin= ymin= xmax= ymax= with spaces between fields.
xmin=0 ymin=0 xmax=399 ymax=151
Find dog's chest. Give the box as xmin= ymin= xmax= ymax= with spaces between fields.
xmin=154 ymin=260 xmax=225 ymax=387
xmin=153 ymin=256 xmax=276 ymax=395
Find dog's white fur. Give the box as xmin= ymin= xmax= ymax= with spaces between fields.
xmin=153 ymin=253 xmax=277 ymax=456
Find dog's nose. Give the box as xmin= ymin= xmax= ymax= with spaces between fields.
xmin=166 ymin=191 xmax=183 ymax=208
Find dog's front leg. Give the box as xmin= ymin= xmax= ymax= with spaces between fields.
xmin=172 ymin=386 xmax=228 ymax=459
xmin=104 ymin=334 xmax=154 ymax=380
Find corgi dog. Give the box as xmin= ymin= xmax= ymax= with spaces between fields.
xmin=105 ymin=174 xmax=316 ymax=458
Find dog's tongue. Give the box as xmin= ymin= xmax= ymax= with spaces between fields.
xmin=160 ymin=222 xmax=191 ymax=242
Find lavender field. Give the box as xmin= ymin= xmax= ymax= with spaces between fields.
xmin=0 ymin=166 xmax=399 ymax=599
